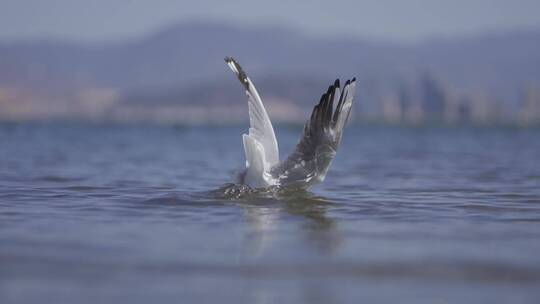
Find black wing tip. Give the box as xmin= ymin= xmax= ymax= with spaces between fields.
xmin=332 ymin=78 xmax=356 ymax=88
xmin=224 ymin=56 xmax=250 ymax=88
xmin=326 ymin=78 xmax=341 ymax=96
xmin=326 ymin=85 xmax=333 ymax=95
xmin=224 ymin=56 xmax=242 ymax=71
xmin=342 ymin=77 xmax=356 ymax=87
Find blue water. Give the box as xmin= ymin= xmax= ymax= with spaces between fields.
xmin=1 ymin=123 xmax=540 ymax=303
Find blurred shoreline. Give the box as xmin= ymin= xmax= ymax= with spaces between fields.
xmin=1 ymin=22 xmax=539 ymax=126
xmin=1 ymin=118 xmax=538 ymax=129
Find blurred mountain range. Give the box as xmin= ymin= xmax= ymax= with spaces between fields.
xmin=1 ymin=22 xmax=539 ymax=124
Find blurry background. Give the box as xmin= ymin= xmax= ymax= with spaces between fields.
xmin=1 ymin=0 xmax=540 ymax=125
xmin=2 ymin=2 xmax=540 ymax=303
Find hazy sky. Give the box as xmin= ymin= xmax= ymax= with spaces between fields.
xmin=1 ymin=0 xmax=540 ymax=42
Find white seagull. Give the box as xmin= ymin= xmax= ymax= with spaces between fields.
xmin=225 ymin=57 xmax=356 ymax=189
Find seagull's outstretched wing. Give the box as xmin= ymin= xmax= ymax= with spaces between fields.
xmin=271 ymin=78 xmax=356 ymax=188
xmin=225 ymin=57 xmax=279 ymax=187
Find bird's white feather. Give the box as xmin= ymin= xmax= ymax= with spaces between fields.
xmin=242 ymin=134 xmax=273 ymax=187
xmin=225 ymin=57 xmax=279 ymax=187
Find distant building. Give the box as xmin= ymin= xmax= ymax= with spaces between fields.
xmin=419 ymin=74 xmax=446 ymax=120
xmin=520 ymin=85 xmax=540 ymax=125
xmin=381 ymin=93 xmax=402 ymax=123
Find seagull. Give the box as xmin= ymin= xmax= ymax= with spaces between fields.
xmin=225 ymin=57 xmax=356 ymax=189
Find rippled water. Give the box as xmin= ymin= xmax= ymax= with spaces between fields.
xmin=1 ymin=123 xmax=539 ymax=303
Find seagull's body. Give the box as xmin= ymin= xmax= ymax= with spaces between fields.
xmin=225 ymin=57 xmax=356 ymax=189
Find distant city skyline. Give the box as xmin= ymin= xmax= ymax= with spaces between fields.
xmin=1 ymin=0 xmax=540 ymax=43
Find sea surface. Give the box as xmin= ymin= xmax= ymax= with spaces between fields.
xmin=1 ymin=122 xmax=539 ymax=303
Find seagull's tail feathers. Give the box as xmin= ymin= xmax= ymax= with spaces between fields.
xmin=242 ymin=134 xmax=271 ymax=188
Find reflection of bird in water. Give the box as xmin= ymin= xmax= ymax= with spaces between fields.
xmin=214 ymin=187 xmax=340 ymax=256
xmin=242 ymin=204 xmax=280 ymax=256
xmin=225 ymin=57 xmax=356 ymax=189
